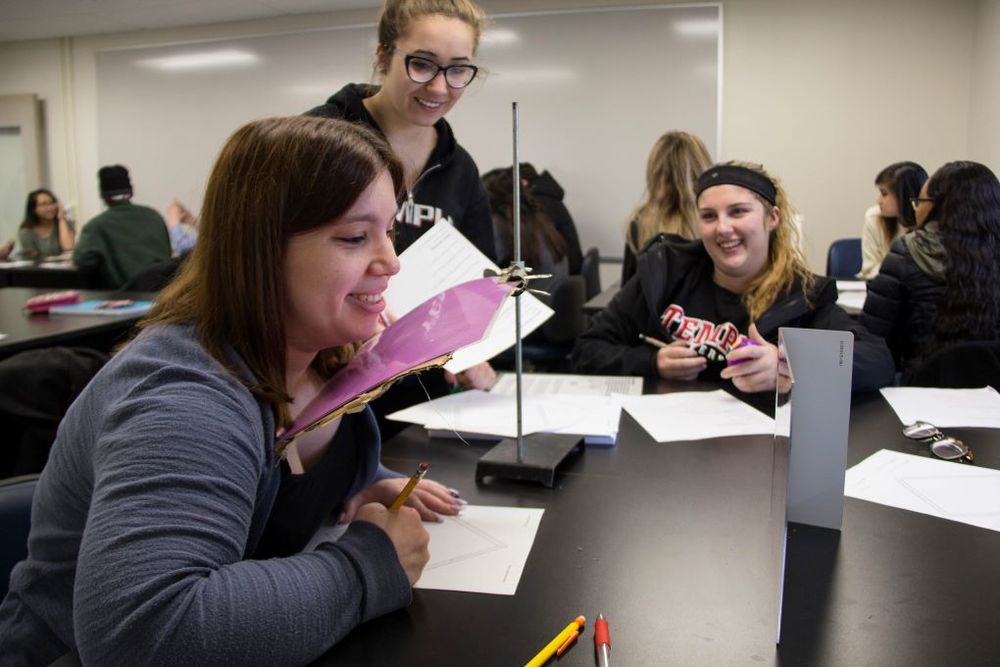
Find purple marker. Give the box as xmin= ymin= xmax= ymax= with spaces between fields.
xmin=726 ymin=338 xmax=758 ymax=366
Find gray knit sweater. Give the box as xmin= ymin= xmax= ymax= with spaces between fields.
xmin=0 ymin=324 xmax=410 ymax=666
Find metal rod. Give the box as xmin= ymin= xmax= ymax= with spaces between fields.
xmin=512 ymin=102 xmax=524 ymax=463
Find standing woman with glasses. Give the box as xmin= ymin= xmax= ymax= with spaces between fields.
xmin=17 ymin=188 xmax=76 ymax=260
xmin=306 ymin=0 xmax=494 ymax=261
xmin=861 ymin=161 xmax=1000 ymax=373
xmin=305 ymin=0 xmax=497 ymax=433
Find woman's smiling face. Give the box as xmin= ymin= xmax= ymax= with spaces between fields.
xmin=697 ymin=184 xmax=779 ymax=294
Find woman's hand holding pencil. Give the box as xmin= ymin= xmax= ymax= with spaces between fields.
xmin=641 ymin=333 xmax=707 ymax=381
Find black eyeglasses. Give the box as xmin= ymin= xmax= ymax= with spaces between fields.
xmin=909 ymin=197 xmax=934 ymax=211
xmin=391 ymin=48 xmax=478 ymax=89
xmin=902 ymin=421 xmax=975 ymax=463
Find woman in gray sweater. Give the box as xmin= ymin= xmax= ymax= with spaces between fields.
xmin=0 ymin=116 xmax=462 ymax=666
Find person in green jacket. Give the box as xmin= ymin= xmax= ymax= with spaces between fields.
xmin=72 ymin=165 xmax=171 ymax=289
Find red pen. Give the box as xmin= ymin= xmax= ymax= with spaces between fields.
xmin=595 ymin=613 xmax=611 ymax=667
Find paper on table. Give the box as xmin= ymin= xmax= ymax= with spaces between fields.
xmin=490 ymin=372 xmax=643 ymax=397
xmin=621 ymin=389 xmax=775 ymax=442
xmin=384 ymin=221 xmax=552 ymax=373
xmin=387 ymin=388 xmax=623 ymax=443
xmin=879 ymin=386 xmax=1000 ymax=429
xmin=845 ymin=449 xmax=1000 ymax=532
xmin=415 ymin=505 xmax=544 ymax=595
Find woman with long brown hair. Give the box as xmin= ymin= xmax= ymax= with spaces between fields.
xmin=0 ymin=116 xmax=460 ymax=665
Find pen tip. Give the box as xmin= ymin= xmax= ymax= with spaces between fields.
xmin=598 ymin=613 xmax=605 ymax=620
xmin=418 ymin=462 xmax=429 ymax=472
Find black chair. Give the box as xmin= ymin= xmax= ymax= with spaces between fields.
xmin=0 ymin=347 xmax=108 ymax=478
xmin=903 ymin=340 xmax=1000 ymax=390
xmin=826 ymin=238 xmax=862 ymax=279
xmin=496 ymin=275 xmax=587 ymax=373
xmin=579 ymin=246 xmax=601 ymax=300
xmin=0 ymin=474 xmax=38 ymax=599
xmin=117 ymin=256 xmax=186 ymax=293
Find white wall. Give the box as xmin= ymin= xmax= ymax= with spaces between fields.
xmin=969 ymin=0 xmax=1000 ymax=169
xmin=0 ymin=0 xmax=994 ymax=271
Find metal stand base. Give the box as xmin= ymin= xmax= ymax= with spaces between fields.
xmin=475 ymin=433 xmax=584 ymax=488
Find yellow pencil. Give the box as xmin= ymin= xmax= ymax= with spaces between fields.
xmin=388 ymin=462 xmax=430 ymax=511
xmin=525 ymin=616 xmax=586 ymax=667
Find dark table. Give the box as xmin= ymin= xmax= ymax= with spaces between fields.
xmin=317 ymin=386 xmax=999 ymax=666
xmin=0 ymin=287 xmax=153 ymax=360
xmin=0 ymin=260 xmax=98 ymax=289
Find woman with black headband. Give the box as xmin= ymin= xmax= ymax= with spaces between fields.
xmin=571 ymin=161 xmax=894 ymax=393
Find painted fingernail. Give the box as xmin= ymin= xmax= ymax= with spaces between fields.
xmin=434 ymin=513 xmax=444 ymax=523
xmin=448 ymin=488 xmax=461 ymax=497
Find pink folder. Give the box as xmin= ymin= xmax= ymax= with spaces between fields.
xmin=281 ymin=277 xmax=512 ymax=443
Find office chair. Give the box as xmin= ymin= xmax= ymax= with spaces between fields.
xmin=495 ymin=275 xmax=587 ymax=373
xmin=579 ymin=247 xmax=601 ymax=300
xmin=0 ymin=474 xmax=39 ymax=599
xmin=825 ymin=238 xmax=862 ymax=279
xmin=903 ymin=340 xmax=1000 ymax=390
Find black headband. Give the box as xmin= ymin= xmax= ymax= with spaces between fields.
xmin=696 ymin=165 xmax=777 ymax=206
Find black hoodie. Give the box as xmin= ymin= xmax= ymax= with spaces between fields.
xmin=305 ymin=83 xmax=496 ymax=261
xmin=571 ymin=234 xmax=895 ymax=392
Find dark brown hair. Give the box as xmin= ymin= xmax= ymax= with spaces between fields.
xmin=141 ymin=116 xmax=403 ymax=429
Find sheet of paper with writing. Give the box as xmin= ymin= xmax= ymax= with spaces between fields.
xmin=414 ymin=505 xmax=544 ymax=595
xmin=281 ymin=277 xmax=511 ymax=444
xmin=384 ymin=221 xmax=553 ymax=373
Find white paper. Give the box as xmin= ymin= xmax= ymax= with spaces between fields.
xmin=879 ymin=386 xmax=1000 ymax=429
xmin=836 ymin=291 xmax=867 ymax=311
xmin=415 ymin=505 xmax=544 ymax=595
xmin=845 ymin=449 xmax=1000 ymax=532
xmin=621 ymin=389 xmax=775 ymax=442
xmin=387 ymin=389 xmax=611 ymax=440
xmin=384 ymin=221 xmax=553 ymax=373
xmin=835 ymin=280 xmax=866 ymax=292
xmin=490 ymin=372 xmax=642 ymax=397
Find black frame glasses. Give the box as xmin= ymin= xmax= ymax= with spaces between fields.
xmin=391 ymin=48 xmax=478 ymax=89
xmin=909 ymin=196 xmax=934 ymax=211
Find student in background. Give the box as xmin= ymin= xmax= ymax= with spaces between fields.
xmin=518 ymin=162 xmax=583 ymax=274
xmin=482 ymin=164 xmax=569 ymax=297
xmin=573 ymin=162 xmax=894 ymax=393
xmin=16 ymin=188 xmax=75 ymax=260
xmin=0 ymin=116 xmax=462 ymax=665
xmin=164 ymin=198 xmax=199 ymax=256
xmin=857 ymin=161 xmax=928 ymax=279
xmin=72 ymin=165 xmax=172 ymax=289
xmin=305 ymin=0 xmax=494 ymax=262
xmin=621 ymin=131 xmax=713 ymax=283
xmin=861 ymin=161 xmax=1000 ymax=372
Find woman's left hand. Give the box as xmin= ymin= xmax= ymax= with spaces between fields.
xmin=339 ymin=476 xmax=465 ymax=524
xmin=719 ymin=323 xmax=779 ymax=393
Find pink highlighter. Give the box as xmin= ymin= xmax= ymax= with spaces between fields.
xmin=726 ymin=338 xmax=758 ymax=366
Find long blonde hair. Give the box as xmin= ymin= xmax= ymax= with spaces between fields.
xmin=627 ymin=131 xmax=712 ymax=252
xmin=704 ymin=161 xmax=814 ymax=322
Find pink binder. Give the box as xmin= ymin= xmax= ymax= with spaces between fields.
xmin=281 ymin=277 xmax=512 ymax=444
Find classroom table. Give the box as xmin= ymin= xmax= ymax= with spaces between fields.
xmin=0 ymin=287 xmax=153 ymax=360
xmin=0 ymin=259 xmax=98 ymax=289
xmin=316 ymin=383 xmax=1000 ymax=666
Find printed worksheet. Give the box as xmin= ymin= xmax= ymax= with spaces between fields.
xmin=490 ymin=372 xmax=642 ymax=397
xmin=384 ymin=221 xmax=553 ymax=373
xmin=415 ymin=505 xmax=544 ymax=595
xmin=845 ymin=449 xmax=1000 ymax=532
xmin=620 ymin=389 xmax=775 ymax=442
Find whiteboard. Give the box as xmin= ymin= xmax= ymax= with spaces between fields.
xmin=95 ymin=4 xmax=719 ymax=260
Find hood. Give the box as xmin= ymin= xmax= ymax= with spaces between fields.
xmin=902 ymin=220 xmax=947 ymax=281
